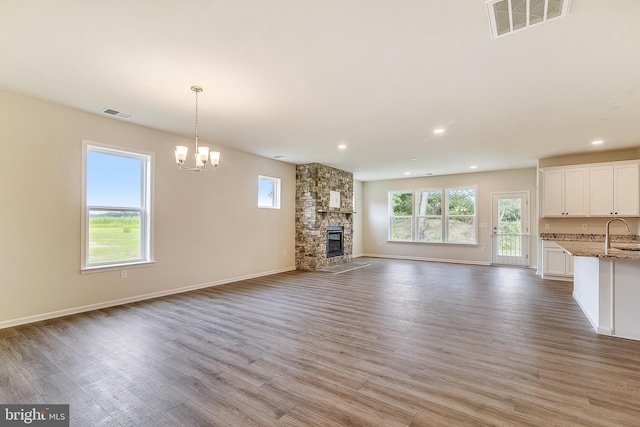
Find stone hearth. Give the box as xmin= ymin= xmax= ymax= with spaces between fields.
xmin=296 ymin=163 xmax=353 ymax=271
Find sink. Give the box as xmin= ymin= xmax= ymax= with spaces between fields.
xmin=612 ymin=244 xmax=640 ymax=251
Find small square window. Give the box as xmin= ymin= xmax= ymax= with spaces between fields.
xmin=258 ymin=175 xmax=281 ymax=209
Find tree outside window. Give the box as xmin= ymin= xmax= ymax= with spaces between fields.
xmin=390 ymin=192 xmax=413 ymax=240
xmin=417 ymin=190 xmax=442 ymax=242
xmin=446 ymin=188 xmax=476 ymax=243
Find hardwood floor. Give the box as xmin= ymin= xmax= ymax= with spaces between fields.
xmin=2 ymin=258 xmax=640 ymax=426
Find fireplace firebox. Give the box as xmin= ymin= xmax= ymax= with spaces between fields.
xmin=326 ymin=226 xmax=344 ymax=258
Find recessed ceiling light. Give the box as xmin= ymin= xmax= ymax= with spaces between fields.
xmin=433 ymin=128 xmax=445 ymax=134
xmin=470 ymin=165 xmax=477 ymax=169
xmin=592 ymin=140 xmax=604 ymax=145
xmin=273 ymin=155 xmax=287 ymax=160
xmin=426 ymin=173 xmax=433 ymax=176
xmin=404 ymin=172 xmax=411 ymax=175
xmin=410 ymin=157 xmax=417 ymax=161
xmin=338 ymin=144 xmax=347 ymax=150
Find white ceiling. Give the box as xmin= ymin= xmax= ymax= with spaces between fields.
xmin=1 ymin=0 xmax=639 ymax=181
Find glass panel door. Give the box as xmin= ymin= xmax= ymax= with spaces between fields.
xmin=492 ymin=192 xmax=529 ymax=266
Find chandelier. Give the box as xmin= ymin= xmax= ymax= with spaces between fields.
xmin=175 ymin=85 xmax=220 ymax=172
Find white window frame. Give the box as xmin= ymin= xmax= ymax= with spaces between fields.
xmin=258 ymin=175 xmax=281 ymax=209
xmin=388 ymin=186 xmax=478 ymax=244
xmin=389 ymin=191 xmax=414 ymax=241
xmin=416 ymin=189 xmax=443 ymax=243
xmin=81 ymin=140 xmax=154 ymax=271
xmin=444 ymin=186 xmax=478 ymax=244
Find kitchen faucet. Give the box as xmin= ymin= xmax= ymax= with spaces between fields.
xmin=605 ymin=218 xmax=630 ymax=250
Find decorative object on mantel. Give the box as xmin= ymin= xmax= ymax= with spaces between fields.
xmin=175 ymin=86 xmax=221 ymax=172
xmin=329 ymin=191 xmax=341 ymax=208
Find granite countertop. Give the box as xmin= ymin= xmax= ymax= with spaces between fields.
xmin=539 ymin=233 xmax=640 ymax=243
xmin=554 ymin=241 xmax=640 ymax=260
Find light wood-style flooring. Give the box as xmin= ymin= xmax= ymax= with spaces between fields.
xmin=2 ymin=258 xmax=640 ymax=426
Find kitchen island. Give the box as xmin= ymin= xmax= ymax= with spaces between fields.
xmin=556 ymin=241 xmax=640 ymax=341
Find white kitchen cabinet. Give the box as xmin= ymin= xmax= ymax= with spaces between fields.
xmin=566 ymin=251 xmax=574 ymax=276
xmin=589 ymin=163 xmax=639 ymax=216
xmin=542 ymin=241 xmax=573 ymax=280
xmin=541 ymin=168 xmax=588 ymax=217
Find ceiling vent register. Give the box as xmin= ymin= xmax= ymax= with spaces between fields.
xmin=100 ymin=108 xmax=133 ymax=119
xmin=486 ymin=0 xmax=571 ymax=38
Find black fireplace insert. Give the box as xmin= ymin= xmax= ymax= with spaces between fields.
xmin=326 ymin=226 xmax=343 ymax=258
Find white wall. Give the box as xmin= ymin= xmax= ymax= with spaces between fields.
xmin=352 ymin=179 xmax=364 ymax=257
xmin=361 ymin=168 xmax=538 ymax=266
xmin=0 ymin=89 xmax=296 ymax=326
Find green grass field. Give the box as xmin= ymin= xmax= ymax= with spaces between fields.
xmin=88 ymin=215 xmax=140 ymax=263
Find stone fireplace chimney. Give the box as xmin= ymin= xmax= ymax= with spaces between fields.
xmin=295 ymin=163 xmax=353 ymax=271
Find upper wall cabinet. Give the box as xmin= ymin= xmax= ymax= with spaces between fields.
xmin=589 ymin=163 xmax=640 ymax=217
xmin=541 ymin=161 xmax=640 ymax=218
xmin=541 ymin=168 xmax=588 ymax=217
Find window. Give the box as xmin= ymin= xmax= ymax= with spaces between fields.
xmin=389 ymin=187 xmax=477 ymax=244
xmin=83 ymin=143 xmax=152 ymax=269
xmin=446 ymin=187 xmax=476 ymax=243
xmin=389 ymin=192 xmax=413 ymax=240
xmin=258 ymin=175 xmax=280 ymax=209
xmin=416 ymin=190 xmax=442 ymax=242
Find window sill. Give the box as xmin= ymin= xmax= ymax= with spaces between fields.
xmin=81 ymin=261 xmax=155 ymax=274
xmin=387 ymin=240 xmax=478 ymax=246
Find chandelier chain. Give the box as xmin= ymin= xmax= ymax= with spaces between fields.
xmin=194 ymin=88 xmax=199 ymax=147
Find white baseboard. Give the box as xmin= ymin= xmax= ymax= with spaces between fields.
xmin=542 ymin=274 xmax=574 ymax=282
xmin=360 ymin=253 xmax=491 ymax=266
xmin=596 ymin=326 xmax=613 ymax=335
xmin=572 ymin=291 xmax=610 ymax=335
xmin=0 ymin=266 xmax=295 ymax=330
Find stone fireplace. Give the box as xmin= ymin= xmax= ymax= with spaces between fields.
xmin=295 ymin=163 xmax=353 ymax=271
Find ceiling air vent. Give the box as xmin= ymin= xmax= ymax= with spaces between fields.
xmin=100 ymin=108 xmax=133 ymax=119
xmin=486 ymin=0 xmax=571 ymax=38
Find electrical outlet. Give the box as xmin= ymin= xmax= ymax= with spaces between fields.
xmin=480 ymin=246 xmax=486 ymax=252
xmin=120 ymin=270 xmax=127 ymax=279
xmin=582 ymin=224 xmax=588 ymax=230
xmin=544 ymin=224 xmax=550 ymax=230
